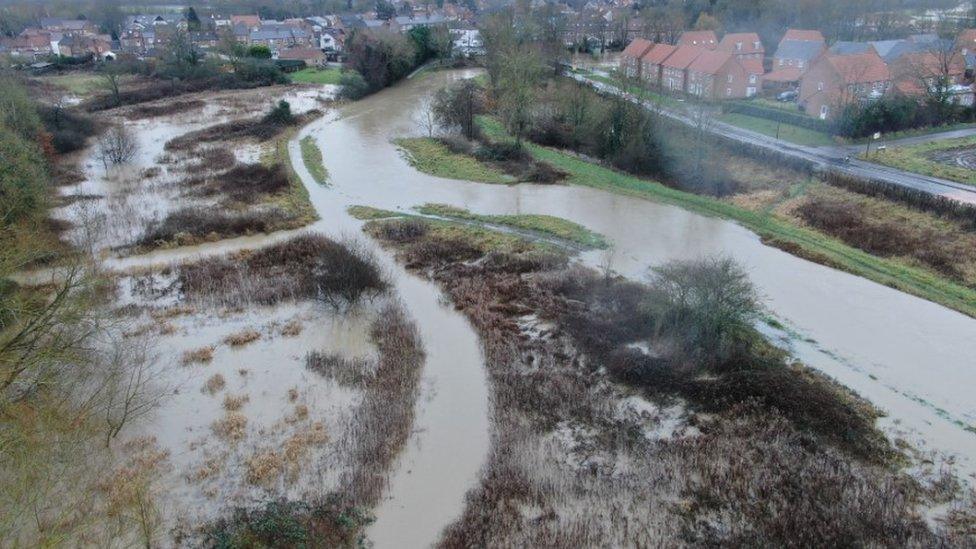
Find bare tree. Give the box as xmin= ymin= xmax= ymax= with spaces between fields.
xmin=96 ymin=125 xmax=137 ymax=168
xmin=96 ymin=333 xmax=167 ymax=447
xmin=414 ymin=95 xmax=438 ymax=138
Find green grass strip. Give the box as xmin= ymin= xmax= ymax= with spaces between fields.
xmin=300 ymin=135 xmax=329 ymax=185
xmin=417 ymin=203 xmax=608 ymax=249
xmin=863 ymin=135 xmax=976 ymax=187
xmin=290 ymin=67 xmax=344 ymax=85
xmin=395 ymin=137 xmax=514 ymax=184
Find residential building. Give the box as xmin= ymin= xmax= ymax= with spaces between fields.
xmin=231 ymin=15 xmax=262 ymax=30
xmin=799 ymin=51 xmax=891 ymax=119
xmin=277 ymin=47 xmax=326 ymax=67
xmin=677 ymin=30 xmax=717 ymax=50
xmin=620 ymin=38 xmax=655 ymax=79
xmin=717 ymin=32 xmax=764 ymax=60
xmin=686 ymin=50 xmax=749 ymax=99
xmin=249 ymin=25 xmax=311 ymax=51
xmin=661 ymin=45 xmax=705 ymax=93
xmin=639 ymin=43 xmax=676 ymax=86
xmin=773 ymin=29 xmax=825 ymax=71
xmin=393 ymin=13 xmax=450 ymax=32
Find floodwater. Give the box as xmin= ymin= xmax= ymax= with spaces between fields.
xmin=287 ymin=67 xmax=976 ymax=546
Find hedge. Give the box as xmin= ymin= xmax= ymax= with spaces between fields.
xmin=723 ymin=101 xmax=833 ymax=134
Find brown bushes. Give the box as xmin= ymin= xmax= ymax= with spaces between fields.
xmin=164 ymin=113 xmax=298 ymax=152
xmin=196 ymin=163 xmax=290 ymax=202
xmin=177 ymin=234 xmax=388 ymax=308
xmin=137 ymin=206 xmax=295 ymax=248
xmin=795 ymin=187 xmax=976 ymax=282
xmin=338 ymin=303 xmax=424 ymax=506
xmin=126 ymin=100 xmax=205 ymax=120
xmin=305 ymin=353 xmax=376 ymax=386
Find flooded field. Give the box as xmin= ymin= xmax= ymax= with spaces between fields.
xmin=57 ymin=68 xmax=976 ymax=546
xmin=296 ymin=68 xmax=976 ymax=495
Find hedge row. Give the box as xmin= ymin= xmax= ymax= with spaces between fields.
xmin=723 ymin=101 xmax=834 ymax=134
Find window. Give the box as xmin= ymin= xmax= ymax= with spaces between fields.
xmin=817 ymin=81 xmax=824 ymax=91
xmin=798 ymin=60 xmax=804 ymax=69
xmin=726 ymin=87 xmax=732 ymax=96
xmin=749 ymin=74 xmax=757 ymax=84
xmin=736 ymin=42 xmax=742 ymax=51
xmin=819 ymin=104 xmax=828 ymax=119
xmin=778 ymin=58 xmax=784 ymax=66
xmin=727 ymin=74 xmax=733 ymax=83
xmin=754 ymin=41 xmax=761 ymax=49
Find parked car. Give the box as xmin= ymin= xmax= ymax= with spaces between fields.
xmin=777 ymin=89 xmax=798 ymax=102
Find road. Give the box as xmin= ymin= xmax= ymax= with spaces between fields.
xmin=570 ymin=72 xmax=976 ymax=205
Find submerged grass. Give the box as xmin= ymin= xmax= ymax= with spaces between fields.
xmin=300 ymin=135 xmax=329 ymax=185
xmin=479 ymin=116 xmax=976 ymax=318
xmin=395 ymin=137 xmax=515 ymax=184
xmin=416 ymin=203 xmax=608 ymax=249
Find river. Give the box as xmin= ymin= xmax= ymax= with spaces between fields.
xmin=283 ymin=68 xmax=976 ymax=546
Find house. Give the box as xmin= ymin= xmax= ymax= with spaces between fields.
xmin=620 ymin=38 xmax=655 ymax=79
xmin=249 ymin=25 xmax=311 ymax=51
xmin=686 ymin=50 xmax=750 ymax=99
xmin=677 ymin=30 xmax=717 ymax=50
xmin=890 ymin=50 xmax=967 ymax=99
xmin=740 ymin=57 xmax=765 ymax=96
xmin=955 ymin=28 xmax=976 ymax=73
xmin=277 ymin=47 xmax=326 ymax=67
xmin=773 ymin=29 xmax=825 ymax=72
xmin=639 ymin=43 xmax=676 ymax=86
xmin=231 ymin=15 xmax=262 ymax=30
xmin=393 ymin=13 xmax=450 ymax=32
xmin=39 ymin=18 xmax=96 ymax=35
xmin=661 ymin=45 xmax=705 ymax=93
xmin=717 ymin=32 xmax=764 ymax=60
xmin=799 ymin=51 xmax=891 ymax=119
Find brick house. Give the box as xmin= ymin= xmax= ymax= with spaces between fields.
xmin=685 ymin=51 xmax=763 ymax=100
xmin=890 ymin=50 xmax=970 ymax=104
xmin=677 ymin=30 xmax=717 ymax=50
xmin=661 ymin=45 xmax=705 ymax=93
xmin=619 ymin=38 xmax=655 ymax=79
xmin=277 ymin=47 xmax=327 ymax=67
xmin=799 ymin=51 xmax=891 ymax=119
xmin=717 ymin=32 xmax=764 ymax=60
xmin=639 ymin=43 xmax=676 ymax=86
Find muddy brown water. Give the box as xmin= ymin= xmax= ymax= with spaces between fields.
xmin=282 ymin=68 xmax=976 ymax=547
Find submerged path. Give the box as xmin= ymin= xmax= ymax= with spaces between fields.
xmin=289 ymin=69 xmax=976 ymax=546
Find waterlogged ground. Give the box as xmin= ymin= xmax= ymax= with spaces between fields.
xmin=292 ymin=67 xmax=976 ymax=507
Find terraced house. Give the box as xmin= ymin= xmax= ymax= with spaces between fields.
xmin=686 ymin=50 xmax=763 ymax=99
xmin=677 ymin=30 xmax=718 ymax=50
xmin=661 ymin=45 xmax=706 ymax=93
xmin=619 ymin=38 xmax=655 ymax=79
xmin=717 ymin=32 xmax=764 ymax=60
xmin=640 ymin=43 xmax=677 ymax=86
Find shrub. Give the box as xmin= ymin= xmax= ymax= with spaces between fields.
xmin=338 ymin=71 xmax=370 ymax=100
xmin=263 ymin=100 xmax=294 ymax=126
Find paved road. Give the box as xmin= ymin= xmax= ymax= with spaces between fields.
xmin=571 ymin=73 xmax=976 ymax=205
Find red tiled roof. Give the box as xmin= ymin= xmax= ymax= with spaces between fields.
xmin=231 ymin=15 xmax=261 ymax=27
xmin=278 ymin=47 xmax=324 ymax=60
xmin=958 ymin=28 xmax=976 ymax=48
xmin=896 ymin=51 xmax=965 ymax=76
xmin=826 ymin=52 xmax=890 ymax=83
xmin=739 ymin=57 xmax=764 ymax=75
xmin=782 ymin=29 xmax=824 ymax=43
xmin=718 ymin=32 xmax=764 ymax=55
xmin=642 ymin=43 xmax=676 ymax=65
xmin=678 ymin=30 xmax=717 ymax=49
xmin=662 ymin=45 xmax=705 ymax=69
xmin=622 ymin=38 xmax=654 ymax=59
xmin=764 ymin=67 xmax=803 ymax=82
xmin=687 ymin=49 xmax=732 ymax=74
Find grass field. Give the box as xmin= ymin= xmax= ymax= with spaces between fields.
xmin=395 ymin=137 xmax=515 ymax=184
xmin=478 ymin=116 xmax=976 ymax=318
xmin=290 ymin=67 xmax=344 ymax=85
xmin=36 ymin=72 xmax=120 ymax=96
xmin=417 ymin=203 xmax=608 ymax=249
xmin=579 ymin=72 xmax=682 ymax=109
xmin=300 ymin=135 xmax=329 ymax=185
xmin=863 ymin=135 xmax=976 ymax=186
xmin=718 ymin=112 xmax=836 ymax=147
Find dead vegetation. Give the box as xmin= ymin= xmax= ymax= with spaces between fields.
xmin=173 ymin=234 xmax=388 ymax=308
xmin=792 ymin=185 xmax=976 ymax=286
xmin=136 ymin=206 xmax=299 ymax=249
xmin=181 ymin=346 xmax=214 ymax=366
xmin=360 ymin=216 xmax=974 ymax=546
xmin=211 ymin=412 xmax=248 ymax=442
xmin=164 ymin=111 xmax=306 ymax=153
xmin=223 ymin=329 xmax=261 ymax=347
xmin=126 ymin=100 xmax=206 ymax=120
